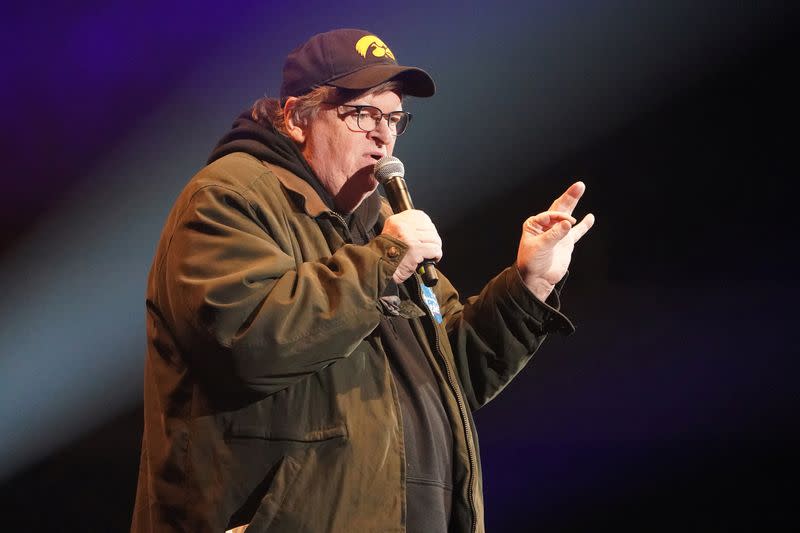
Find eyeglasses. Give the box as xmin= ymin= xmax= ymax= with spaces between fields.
xmin=326 ymin=104 xmax=413 ymax=136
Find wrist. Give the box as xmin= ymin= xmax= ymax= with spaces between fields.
xmin=524 ymin=275 xmax=555 ymax=302
xmin=514 ymin=263 xmax=556 ymax=301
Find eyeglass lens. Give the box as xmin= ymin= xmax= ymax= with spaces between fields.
xmin=353 ymin=106 xmax=410 ymax=135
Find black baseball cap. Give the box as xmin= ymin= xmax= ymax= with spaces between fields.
xmin=279 ymin=28 xmax=435 ymax=100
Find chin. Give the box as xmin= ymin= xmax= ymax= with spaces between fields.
xmin=355 ymin=173 xmax=380 ymax=202
xmin=334 ymin=169 xmax=380 ymax=213
xmin=354 ymin=166 xmax=378 ymax=188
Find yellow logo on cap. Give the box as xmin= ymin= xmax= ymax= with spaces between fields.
xmin=355 ymin=35 xmax=396 ymax=61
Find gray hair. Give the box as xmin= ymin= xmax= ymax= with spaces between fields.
xmin=251 ymin=80 xmax=403 ymax=139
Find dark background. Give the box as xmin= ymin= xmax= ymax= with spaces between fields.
xmin=1 ymin=1 xmax=798 ymax=531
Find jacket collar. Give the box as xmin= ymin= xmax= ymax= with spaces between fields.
xmin=263 ymin=161 xmax=384 ymax=229
xmin=264 ymin=161 xmax=330 ymax=217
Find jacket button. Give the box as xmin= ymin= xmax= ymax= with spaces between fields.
xmin=387 ymin=246 xmax=400 ymax=258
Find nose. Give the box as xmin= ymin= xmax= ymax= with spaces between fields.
xmin=368 ymin=116 xmax=393 ymax=146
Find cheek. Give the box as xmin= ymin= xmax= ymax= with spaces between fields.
xmin=317 ymin=136 xmax=348 ymax=175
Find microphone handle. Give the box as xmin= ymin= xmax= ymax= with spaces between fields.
xmin=383 ymin=176 xmax=438 ymax=287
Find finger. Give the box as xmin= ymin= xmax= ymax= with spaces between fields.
xmin=415 ymin=227 xmax=443 ymax=243
xmin=523 ymin=211 xmax=576 ymax=235
xmin=393 ymin=258 xmax=418 ymax=282
xmin=409 ymin=237 xmax=443 ymax=251
xmin=416 ymin=242 xmax=443 ymax=262
xmin=542 ymin=219 xmax=572 ymax=247
xmin=570 ymin=213 xmax=595 ymax=243
xmin=406 ymin=244 xmax=442 ymax=263
xmin=397 ymin=224 xmax=439 ymax=244
xmin=531 ymin=211 xmax=578 ymax=226
xmin=393 ymin=264 xmax=415 ymax=284
xmin=405 ymin=209 xmax=432 ymax=224
xmin=548 ymin=181 xmax=585 ymax=215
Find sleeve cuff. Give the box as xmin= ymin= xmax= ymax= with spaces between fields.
xmin=506 ymin=266 xmax=576 ymax=336
xmin=367 ymin=234 xmax=409 ymax=280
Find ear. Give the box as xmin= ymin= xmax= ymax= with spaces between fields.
xmin=283 ymin=97 xmax=306 ymax=144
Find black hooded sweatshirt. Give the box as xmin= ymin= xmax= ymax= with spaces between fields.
xmin=208 ymin=112 xmax=455 ymax=532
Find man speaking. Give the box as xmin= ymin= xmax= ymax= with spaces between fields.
xmin=131 ymin=28 xmax=594 ymax=533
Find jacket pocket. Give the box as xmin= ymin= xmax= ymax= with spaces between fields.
xmin=226 ymin=423 xmax=348 ymax=443
xmin=242 ymin=453 xmax=304 ymax=531
xmin=224 ymin=425 xmax=348 ymax=530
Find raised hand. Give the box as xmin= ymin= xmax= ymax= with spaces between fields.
xmin=515 ymin=181 xmax=595 ymax=301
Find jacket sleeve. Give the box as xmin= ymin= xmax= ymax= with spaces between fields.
xmin=435 ymin=266 xmax=575 ymax=411
xmin=156 ymin=183 xmax=407 ymax=396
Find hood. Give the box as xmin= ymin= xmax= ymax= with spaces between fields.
xmin=207 ymin=109 xmax=382 ymax=237
xmin=208 ymin=110 xmax=337 ymax=209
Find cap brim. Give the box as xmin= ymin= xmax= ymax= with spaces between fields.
xmin=327 ymin=64 xmax=435 ymax=97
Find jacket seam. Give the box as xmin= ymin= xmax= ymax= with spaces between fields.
xmin=156 ymin=183 xmax=258 ymax=276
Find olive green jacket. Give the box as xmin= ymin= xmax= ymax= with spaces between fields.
xmin=131 ymin=152 xmax=574 ymax=532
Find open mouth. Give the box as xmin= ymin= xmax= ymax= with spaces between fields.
xmin=370 ymin=154 xmax=383 ymax=161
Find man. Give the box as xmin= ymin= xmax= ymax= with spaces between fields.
xmin=132 ymin=28 xmax=594 ymax=532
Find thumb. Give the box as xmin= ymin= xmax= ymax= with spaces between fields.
xmin=541 ymin=220 xmax=572 ymax=246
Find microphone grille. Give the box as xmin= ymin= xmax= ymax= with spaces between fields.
xmin=374 ymin=156 xmax=405 ymax=184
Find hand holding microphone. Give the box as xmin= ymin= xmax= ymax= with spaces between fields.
xmin=375 ymin=156 xmax=440 ymax=286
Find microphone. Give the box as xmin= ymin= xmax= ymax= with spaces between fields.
xmin=374 ymin=156 xmax=438 ymax=287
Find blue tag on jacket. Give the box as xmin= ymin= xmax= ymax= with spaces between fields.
xmin=421 ymin=284 xmax=443 ymax=324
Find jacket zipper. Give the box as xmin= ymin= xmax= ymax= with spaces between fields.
xmin=412 ymin=277 xmax=478 ymax=533
xmin=328 ymin=211 xmax=349 ymax=236
xmin=329 ymin=210 xmax=475 ymax=530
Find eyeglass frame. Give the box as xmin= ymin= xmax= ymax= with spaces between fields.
xmin=323 ymin=103 xmax=413 ymax=136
